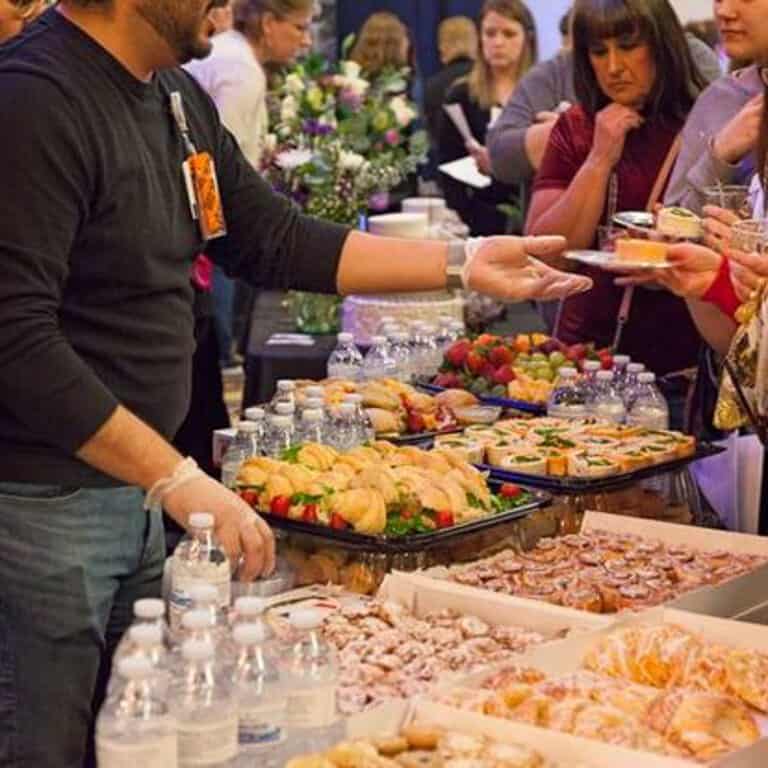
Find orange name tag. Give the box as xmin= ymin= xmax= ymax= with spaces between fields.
xmin=186 ymin=151 xmax=227 ymax=241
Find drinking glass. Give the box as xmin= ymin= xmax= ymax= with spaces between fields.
xmin=703 ymin=185 xmax=751 ymax=218
xmin=731 ymin=219 xmax=768 ymax=255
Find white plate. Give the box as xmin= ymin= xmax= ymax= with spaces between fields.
xmin=565 ymin=249 xmax=674 ymax=271
xmin=613 ymin=211 xmax=655 ymax=230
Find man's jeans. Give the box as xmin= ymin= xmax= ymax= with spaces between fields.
xmin=0 ymin=483 xmax=164 ymax=768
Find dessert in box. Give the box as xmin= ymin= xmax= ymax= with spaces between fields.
xmin=657 ymin=207 xmax=702 ymax=240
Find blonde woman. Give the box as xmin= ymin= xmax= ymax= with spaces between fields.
xmin=438 ymin=0 xmax=537 ymax=235
xmin=350 ymin=11 xmax=411 ymax=76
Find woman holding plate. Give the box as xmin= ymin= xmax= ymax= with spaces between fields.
xmin=525 ymin=0 xmax=707 ymax=422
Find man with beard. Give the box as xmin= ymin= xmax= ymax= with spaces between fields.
xmin=0 ymin=1 xmax=592 ymax=765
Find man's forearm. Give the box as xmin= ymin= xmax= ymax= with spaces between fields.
xmin=336 ymin=231 xmax=448 ymax=295
xmin=76 ymin=404 xmax=184 ymax=491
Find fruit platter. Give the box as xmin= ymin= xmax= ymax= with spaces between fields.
xmin=235 ymin=441 xmax=549 ymax=552
xmin=426 ymin=333 xmax=615 ymax=412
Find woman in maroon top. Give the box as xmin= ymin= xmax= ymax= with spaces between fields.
xmin=526 ymin=0 xmax=707 ymax=380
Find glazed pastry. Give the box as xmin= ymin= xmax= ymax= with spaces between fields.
xmin=401 ymin=725 xmax=441 ymax=751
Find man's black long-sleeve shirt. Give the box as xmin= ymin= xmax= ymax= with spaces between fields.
xmin=0 ymin=10 xmax=349 ymax=485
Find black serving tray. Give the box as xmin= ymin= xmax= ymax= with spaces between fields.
xmin=416 ymin=381 xmax=547 ymax=416
xmin=259 ymin=481 xmax=551 ymax=554
xmin=382 ymin=427 xmax=464 ymax=446
xmin=478 ymin=443 xmax=725 ymax=495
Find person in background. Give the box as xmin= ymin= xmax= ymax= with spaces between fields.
xmin=350 ymin=10 xmax=410 ymax=76
xmin=684 ymin=19 xmax=720 ymax=52
xmin=424 ymin=16 xmax=478 ymax=154
xmin=526 ymin=0 xmax=707 ymax=426
xmin=438 ymin=0 xmax=536 ymax=236
xmin=559 ymin=7 xmax=573 ymax=52
xmin=665 ymin=0 xmax=768 ymax=213
xmin=0 ymin=0 xmax=42 ymax=41
xmin=186 ymin=0 xmax=314 ymax=371
xmin=209 ymin=0 xmax=233 ymax=34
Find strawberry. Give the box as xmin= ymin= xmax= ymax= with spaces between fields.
xmin=407 ymin=411 xmax=426 ymax=433
xmin=302 ymin=504 xmax=319 ymax=523
xmin=466 ymin=351 xmax=486 ymax=374
xmin=493 ymin=364 xmax=516 ymax=385
xmin=475 ymin=333 xmax=498 ymax=346
xmin=488 ymin=345 xmax=514 ymax=367
xmin=330 ymin=513 xmax=348 ymax=530
xmin=500 ymin=483 xmax=523 ymax=498
xmin=239 ymin=489 xmax=259 ymax=507
xmin=600 ymin=354 xmax=614 ymax=371
xmin=269 ymin=495 xmax=291 ymax=517
xmin=434 ymin=509 xmax=455 ymax=528
xmin=444 ymin=340 xmax=471 ymax=368
xmin=479 ymin=362 xmax=497 ymax=382
xmin=434 ymin=371 xmax=462 ymax=389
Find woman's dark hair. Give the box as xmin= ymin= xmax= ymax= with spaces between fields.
xmin=571 ymin=0 xmax=707 ymax=120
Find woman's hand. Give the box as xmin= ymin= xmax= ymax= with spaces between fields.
xmin=466 ymin=141 xmax=492 ymax=176
xmin=712 ymin=93 xmax=764 ymax=165
xmin=588 ymin=103 xmax=644 ymax=169
xmin=730 ymin=248 xmax=768 ymax=302
xmin=702 ymin=204 xmax=739 ymax=252
xmin=657 ymin=243 xmax=723 ymax=298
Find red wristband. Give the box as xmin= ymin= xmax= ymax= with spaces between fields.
xmin=702 ymin=255 xmax=741 ymax=319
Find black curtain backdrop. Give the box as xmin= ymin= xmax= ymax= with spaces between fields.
xmin=336 ymin=0 xmax=482 ymax=81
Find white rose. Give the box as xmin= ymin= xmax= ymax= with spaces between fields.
xmin=284 ymin=73 xmax=305 ymax=96
xmin=280 ymin=95 xmax=299 ymax=122
xmin=341 ymin=60 xmax=362 ymax=79
xmin=276 ymin=148 xmax=313 ymax=170
xmin=339 ymin=150 xmax=365 ymax=171
xmin=389 ymin=95 xmax=416 ymax=127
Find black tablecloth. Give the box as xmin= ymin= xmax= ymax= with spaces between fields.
xmin=242 ymin=291 xmax=337 ymax=409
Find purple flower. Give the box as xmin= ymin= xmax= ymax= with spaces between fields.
xmin=302 ymin=119 xmax=335 ymax=136
xmin=369 ymin=191 xmax=390 ymax=211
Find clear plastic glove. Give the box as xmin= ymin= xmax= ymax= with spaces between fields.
xmin=464 ymin=235 xmax=593 ymax=302
xmin=163 ymin=473 xmax=276 ymax=581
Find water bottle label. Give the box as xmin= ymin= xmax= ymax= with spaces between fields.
xmin=96 ymin=732 xmax=177 ymax=767
xmin=284 ymin=687 xmax=336 ymax=729
xmin=178 ymin=714 xmax=238 ymax=766
xmin=239 ymin=710 xmax=285 ymax=748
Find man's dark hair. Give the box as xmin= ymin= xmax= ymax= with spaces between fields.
xmin=571 ymin=0 xmax=707 ymax=120
xmin=559 ymin=9 xmax=572 ymax=37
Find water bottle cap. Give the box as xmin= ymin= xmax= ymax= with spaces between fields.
xmin=558 ymin=367 xmax=578 ymax=378
xmin=421 ymin=324 xmax=436 ymax=334
xmin=277 ymin=380 xmax=296 ymax=392
xmin=270 ymin=415 xmax=293 ymax=428
xmin=344 ymin=393 xmax=363 ymax=404
xmin=188 ymin=583 xmax=218 ymax=604
xmin=237 ymin=420 xmax=259 ymax=433
xmin=243 ymin=407 xmax=265 ymax=421
xmin=275 ymin=402 xmax=295 ymax=415
xmin=627 ymin=363 xmax=645 ymax=374
xmin=302 ymin=409 xmax=323 ymax=422
xmin=337 ymin=332 xmax=354 ymax=343
xmin=233 ymin=622 xmax=268 ymax=646
xmin=129 ymin=624 xmax=163 ymax=647
xmin=117 ymin=656 xmax=155 ymax=680
xmin=134 ymin=598 xmax=165 ymax=620
xmin=370 ymin=335 xmax=386 ymax=345
xmin=304 ymin=386 xmax=324 ymax=398
xmin=234 ymin=596 xmax=268 ymax=616
xmin=613 ymin=355 xmax=630 ymax=365
xmin=596 ymin=370 xmax=614 ymax=381
xmin=339 ymin=403 xmax=356 ymax=414
xmin=189 ymin=512 xmax=214 ymax=530
xmin=290 ymin=608 xmax=323 ymax=630
xmin=181 ymin=610 xmax=215 ymax=631
xmin=638 ymin=372 xmax=656 ymax=383
xmin=583 ymin=361 xmax=600 ymax=372
xmin=305 ymin=398 xmax=324 ymax=410
xmin=181 ymin=639 xmax=215 ymax=662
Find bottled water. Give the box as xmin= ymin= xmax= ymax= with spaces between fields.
xmin=172 ymin=640 xmax=238 ymax=768
xmin=591 ymin=370 xmax=627 ymax=424
xmin=343 ymin=393 xmax=375 ymax=443
xmin=448 ymin=320 xmax=465 ymax=342
xmin=326 ymin=332 xmax=363 ymax=380
xmin=280 ymin=609 xmax=342 ymax=761
xmin=114 ymin=598 xmax=169 ymax=660
xmin=263 ymin=414 xmax=296 ymax=458
xmin=623 ymin=362 xmax=647 ymax=409
xmin=304 ymin=385 xmax=325 ymax=400
xmin=376 ymin=315 xmax=396 ymax=337
xmin=580 ymin=360 xmax=601 ymax=409
xmin=420 ymin=324 xmax=442 ymax=378
xmin=242 ymin=408 xmax=266 ymax=442
xmin=547 ymin=367 xmax=588 ymax=420
xmin=187 ymin=583 xmax=229 ymax=636
xmin=221 ymin=421 xmax=260 ymax=490
xmin=168 ymin=513 xmax=231 ymax=634
xmin=274 ymin=401 xmax=296 ymax=420
xmin=612 ymin=354 xmax=630 ymax=397
xmin=627 ymin=372 xmax=670 ymax=429
xmin=361 ymin=335 xmax=396 ymax=381
xmin=329 ymin=403 xmax=360 ymax=451
xmin=435 ymin=317 xmax=452 ymax=353
xmin=299 ymin=409 xmax=325 ymax=444
xmin=270 ymin=380 xmax=296 ymax=412
xmin=389 ymin=332 xmax=413 ymax=382
xmin=231 ymin=596 xmax=269 ymax=632
xmin=111 ymin=624 xmax=172 ymax=697
xmin=232 ymin=623 xmax=287 ymax=768
xmin=96 ymin=657 xmax=178 ymax=767
xmin=172 ymin=610 xmax=230 ymax=667
xmin=303 ymin=398 xmax=328 ymax=428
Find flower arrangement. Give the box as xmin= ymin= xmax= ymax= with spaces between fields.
xmin=262 ymin=53 xmax=428 ymax=227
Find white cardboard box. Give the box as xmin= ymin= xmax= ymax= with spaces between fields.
xmin=420 ymin=510 xmax=768 ymax=619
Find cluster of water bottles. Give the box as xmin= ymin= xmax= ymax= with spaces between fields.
xmin=97 ymin=513 xmax=343 ymax=767
xmin=220 ymin=380 xmax=378 ymax=490
xmin=546 ymin=355 xmax=670 ymax=429
xmin=326 ymin=315 xmax=465 ymax=384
